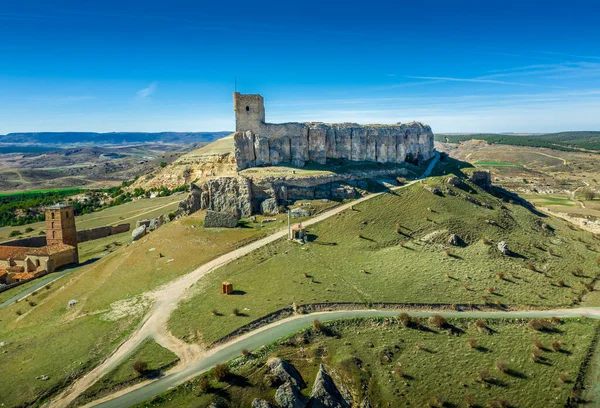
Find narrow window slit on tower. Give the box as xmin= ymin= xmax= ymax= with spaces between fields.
xmin=246 ymin=106 xmax=250 ymax=112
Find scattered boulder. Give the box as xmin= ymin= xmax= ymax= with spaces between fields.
xmin=262 ymin=218 xmax=277 ymax=224
xmin=67 ymin=299 xmax=78 ymax=308
xmin=267 ymin=357 xmax=306 ymax=389
xmin=132 ymin=225 xmax=146 ymax=241
xmin=291 ymin=208 xmax=310 ymax=218
xmin=148 ymin=217 xmax=162 ymax=231
xmin=309 ymin=365 xmax=350 ymax=408
xmin=469 ymin=170 xmax=492 ymax=189
xmin=446 ymin=176 xmax=462 ymax=186
xmin=261 ymin=198 xmax=279 ymax=215
xmin=331 ymin=183 xmax=357 ymax=199
xmin=448 ymin=234 xmax=463 ymax=246
xmin=498 ymin=241 xmax=510 ymax=255
xmin=252 ymin=399 xmax=277 ymax=408
xmin=203 ymin=210 xmax=239 ymax=228
xmin=275 ymin=381 xmax=308 ymax=408
xmin=425 ymin=186 xmax=443 ymax=196
xmin=136 ymin=219 xmax=150 ymax=229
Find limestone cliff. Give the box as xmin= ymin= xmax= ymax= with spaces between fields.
xmin=233 ymin=92 xmax=435 ymax=171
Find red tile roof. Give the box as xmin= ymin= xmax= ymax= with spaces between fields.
xmin=0 ymin=243 xmax=75 ymax=260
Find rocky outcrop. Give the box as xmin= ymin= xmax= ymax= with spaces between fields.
xmin=178 ymin=183 xmax=202 ymax=215
xmin=261 ymin=198 xmax=279 ymax=215
xmin=131 ymin=225 xmax=146 ymax=241
xmin=275 ymin=382 xmax=307 ymax=408
xmin=308 ymin=364 xmax=351 ymax=408
xmin=235 ymin=122 xmax=434 ymax=171
xmin=470 ymin=170 xmax=492 ymax=189
xmin=252 ymin=399 xmax=278 ymax=408
xmin=267 ymin=358 xmax=306 ymax=389
xmin=199 ymin=177 xmax=253 ymax=218
xmin=203 ymin=210 xmax=239 ymax=228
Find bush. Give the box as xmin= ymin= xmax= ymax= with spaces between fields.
xmin=526 ymin=263 xmax=537 ymax=272
xmin=198 ymin=376 xmax=210 ymax=393
xmin=28 ymin=300 xmax=36 ymax=307
xmin=495 ymin=360 xmax=508 ymax=373
xmin=313 ymin=319 xmax=324 ymax=333
xmin=25 ymin=227 xmax=34 ymax=233
xmin=559 ymin=372 xmax=569 ymax=383
xmin=557 ymin=279 xmax=566 ymax=287
xmin=466 ymin=338 xmax=477 ymax=349
xmin=398 ymin=313 xmax=411 ymax=328
xmin=133 ymin=360 xmax=148 ymax=375
xmin=232 ymin=308 xmax=240 ymax=316
xmin=242 ymin=349 xmax=251 ymax=357
xmin=394 ymin=366 xmax=405 ymax=378
xmin=211 ymin=308 xmax=219 ymax=316
xmin=531 ymin=348 xmax=542 ymax=362
xmin=551 ymin=340 xmax=562 ymax=351
xmin=529 ymin=319 xmax=552 ymax=331
xmin=582 ymin=188 xmax=596 ymax=201
xmin=475 ymin=320 xmax=488 ymax=330
xmin=9 ymin=230 xmax=22 ymax=237
xmin=15 ymin=310 xmax=22 ymax=316
xmin=487 ymin=287 xmax=495 ymax=294
xmin=160 ymin=161 xmax=168 ymax=168
xmin=428 ymin=315 xmax=446 ymax=328
xmin=497 ymin=272 xmax=505 ymax=280
xmin=214 ymin=364 xmax=229 ymax=381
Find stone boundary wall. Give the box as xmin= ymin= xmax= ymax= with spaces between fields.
xmin=77 ymin=223 xmax=130 ymax=243
xmin=0 ymin=236 xmax=47 ymax=248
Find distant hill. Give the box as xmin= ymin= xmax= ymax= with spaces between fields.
xmin=436 ymin=131 xmax=600 ymax=152
xmin=0 ymin=131 xmax=232 ymax=146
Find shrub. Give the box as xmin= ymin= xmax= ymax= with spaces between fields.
xmin=133 ymin=360 xmax=148 ymax=375
xmin=15 ymin=310 xmax=22 ymax=316
xmin=475 ymin=319 xmax=488 ymax=330
xmin=416 ymin=343 xmax=427 ymax=351
xmin=198 ymin=376 xmax=210 ymax=393
xmin=313 ymin=319 xmax=324 ymax=333
xmin=395 ymin=221 xmax=403 ymax=233
xmin=559 ymin=372 xmax=569 ymax=383
xmin=467 ymin=338 xmax=477 ymax=349
xmin=583 ymin=188 xmax=596 ymax=201
xmin=232 ymin=308 xmax=240 ymax=316
xmin=28 ymin=300 xmax=36 ymax=307
xmin=531 ymin=348 xmax=542 ymax=362
xmin=551 ymin=340 xmax=562 ymax=351
xmin=398 ymin=312 xmax=411 ymax=327
xmin=211 ymin=308 xmax=219 ymax=316
xmin=464 ymin=395 xmax=476 ymax=408
xmin=497 ymin=272 xmax=505 ymax=280
xmin=476 ymin=368 xmax=490 ymax=383
xmin=528 ymin=319 xmax=552 ymax=331
xmin=547 ymin=247 xmax=554 ymax=256
xmin=9 ymin=230 xmax=22 ymax=237
xmin=394 ymin=366 xmax=405 ymax=378
xmin=160 ymin=161 xmax=168 ymax=168
xmin=551 ymin=316 xmax=562 ymax=325
xmin=482 ymin=237 xmax=491 ymax=245
xmin=557 ymin=279 xmax=566 ymax=287
xmin=214 ymin=364 xmax=229 ymax=381
xmin=242 ymin=349 xmax=251 ymax=357
xmin=45 ymin=285 xmax=51 ymax=290
xmin=585 ymin=282 xmax=595 ymax=292
xmin=527 ymin=263 xmax=537 ymax=272
xmin=25 ymin=227 xmax=34 ymax=233
xmin=534 ymin=339 xmax=544 ymax=349
xmin=495 ymin=360 xmax=508 ymax=373
xmin=428 ymin=315 xmax=446 ymax=328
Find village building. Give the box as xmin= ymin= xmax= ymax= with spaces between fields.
xmin=0 ymin=204 xmax=79 ymax=284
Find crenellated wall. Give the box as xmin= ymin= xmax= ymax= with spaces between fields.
xmin=233 ymin=93 xmax=435 ymax=171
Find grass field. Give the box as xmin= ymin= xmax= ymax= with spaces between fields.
xmin=74 ymin=339 xmax=179 ymax=406
xmin=0 ymin=187 xmax=84 ymax=197
xmin=140 ymin=316 xmax=595 ymax=408
xmin=168 ymin=179 xmax=600 ymax=345
xmin=474 ymin=161 xmax=524 ymax=167
xmin=0 ymin=207 xmax=292 ymax=407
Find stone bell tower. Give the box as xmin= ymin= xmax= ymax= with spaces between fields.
xmin=46 ymin=204 xmax=78 ymax=254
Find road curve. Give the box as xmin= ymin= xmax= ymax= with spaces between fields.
xmin=94 ymin=306 xmax=600 ymax=408
xmin=45 ymin=153 xmax=441 ymax=408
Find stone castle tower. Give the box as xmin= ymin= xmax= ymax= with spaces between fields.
xmin=233 ymin=92 xmax=265 ymax=133
xmin=46 ymin=204 xmax=78 ymax=258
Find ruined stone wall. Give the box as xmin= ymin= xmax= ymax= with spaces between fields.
xmin=0 ymin=236 xmax=47 ymax=248
xmin=76 ymin=223 xmax=131 ymax=243
xmin=232 ymin=93 xmax=435 ymax=171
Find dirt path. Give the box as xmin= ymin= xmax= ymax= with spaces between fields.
xmin=44 ymin=153 xmax=440 ymax=408
xmin=534 ymin=151 xmax=567 ymax=165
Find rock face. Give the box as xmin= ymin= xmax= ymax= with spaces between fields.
xmin=233 ymin=93 xmax=435 ymax=171
xmin=203 ymin=210 xmax=239 ymax=228
xmin=178 ymin=183 xmax=202 ymax=215
xmin=261 ymin=198 xmax=279 ymax=215
xmin=470 ymin=170 xmax=492 ymax=189
xmin=198 ymin=177 xmax=253 ymax=218
xmin=275 ymin=382 xmax=307 ymax=408
xmin=267 ymin=358 xmax=306 ymax=389
xmin=498 ymin=241 xmax=510 ymax=255
xmin=252 ymin=399 xmax=277 ymax=408
xmin=131 ymin=225 xmax=146 ymax=241
xmin=309 ymin=364 xmax=351 ymax=408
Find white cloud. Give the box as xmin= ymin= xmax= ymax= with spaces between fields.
xmin=136 ymin=82 xmax=157 ymax=99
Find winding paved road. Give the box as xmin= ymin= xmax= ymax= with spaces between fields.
xmin=43 ymin=153 xmax=458 ymax=407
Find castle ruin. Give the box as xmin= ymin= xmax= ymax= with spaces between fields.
xmin=233 ymin=92 xmax=435 ymax=170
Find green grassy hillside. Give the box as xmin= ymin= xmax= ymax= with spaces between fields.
xmin=169 ymin=177 xmax=600 ymax=344
xmin=142 ymin=317 xmax=596 ymax=408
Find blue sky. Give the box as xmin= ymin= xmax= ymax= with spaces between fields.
xmin=1 ymin=0 xmax=599 ymax=134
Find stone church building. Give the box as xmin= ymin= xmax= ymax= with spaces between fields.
xmin=0 ymin=204 xmax=79 ymax=284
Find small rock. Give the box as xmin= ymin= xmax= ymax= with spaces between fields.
xmin=132 ymin=225 xmax=146 ymax=241
xmin=252 ymin=399 xmax=278 ymax=408
xmin=275 ymin=381 xmax=308 ymax=408
xmin=498 ymin=241 xmax=510 ymax=255
xmin=448 ymin=234 xmax=462 ymax=246
xmin=67 ymin=299 xmax=78 ymax=308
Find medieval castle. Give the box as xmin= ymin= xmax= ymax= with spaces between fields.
xmin=233 ymin=92 xmax=435 ymax=170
